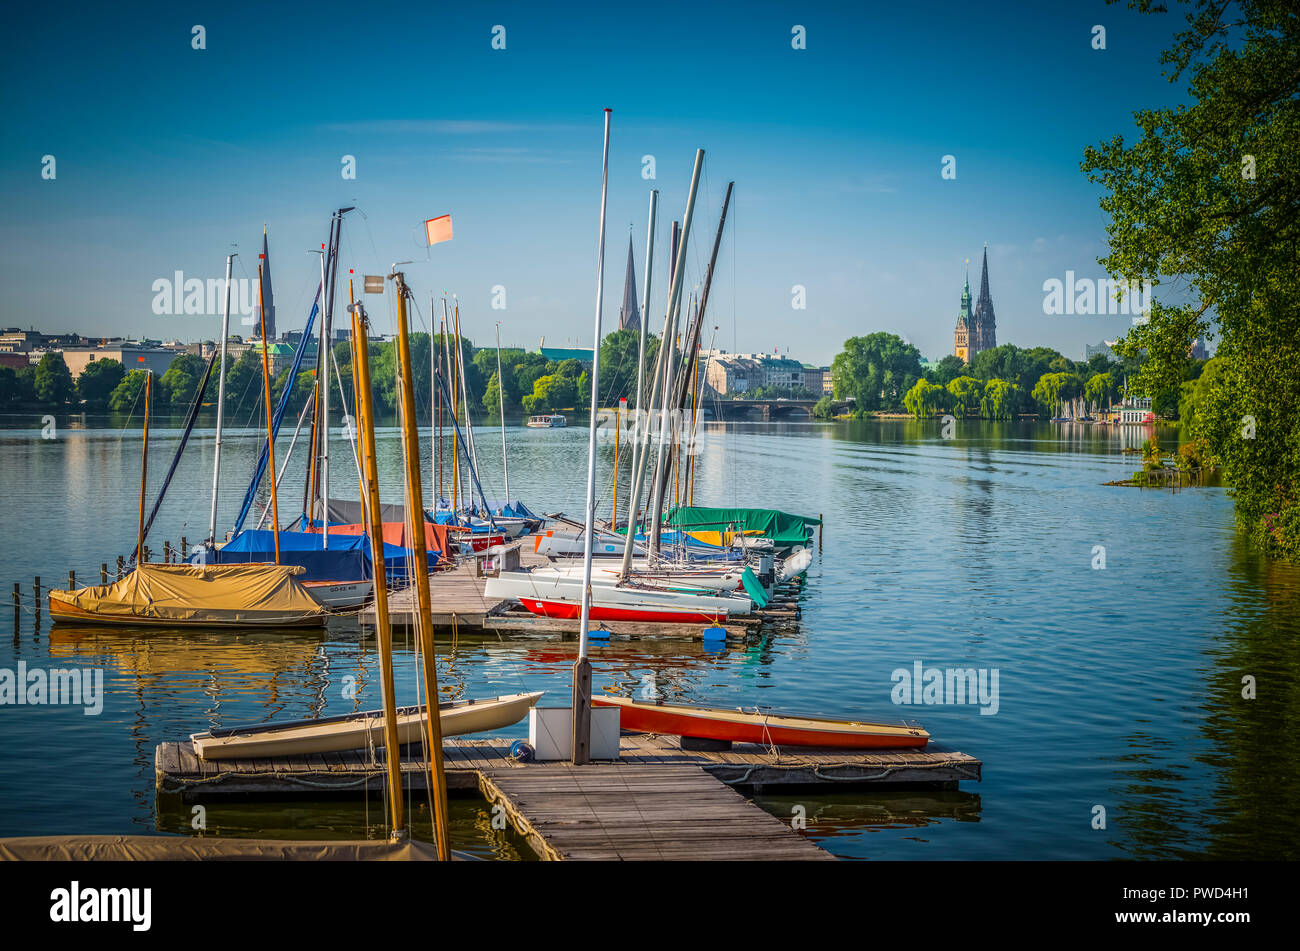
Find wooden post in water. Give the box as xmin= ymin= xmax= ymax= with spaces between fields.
xmin=392 ymin=271 xmax=451 ymax=860
xmin=67 ymin=570 xmax=74 ymax=591
xmin=256 ymin=264 xmax=281 ymax=564
xmin=101 ymin=563 xmax=107 ymax=585
xmin=116 ymin=556 xmax=124 ymax=579
xmin=33 ymin=576 xmax=40 ymax=628
xmin=13 ymin=583 xmax=20 ymax=635
xmin=349 ymin=298 xmax=406 ymax=840
xmin=181 ymin=536 xmax=187 ymax=559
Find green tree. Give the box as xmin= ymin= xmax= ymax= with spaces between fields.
xmin=522 ymin=374 xmax=576 ymax=414
xmin=76 ymin=358 xmax=125 ymax=407
xmin=928 ymin=354 xmax=967 ymax=386
xmin=1084 ymin=372 xmax=1114 ymax=413
xmin=159 ymin=353 xmax=207 ymax=408
xmin=830 ymin=333 xmax=923 ymax=411
xmin=223 ymin=349 xmax=262 ymax=412
xmin=812 ymin=395 xmax=836 ymax=418
xmin=903 ymin=379 xmax=949 ymax=418
xmin=980 ymin=379 xmax=1023 ymax=420
xmin=1031 ymin=372 xmax=1083 ymax=416
xmin=108 ymin=369 xmax=153 ymax=414
xmin=946 ymin=376 xmax=984 ymax=417
xmin=33 ymin=351 xmax=74 ymax=405
xmin=1081 ymin=0 xmax=1300 ymax=557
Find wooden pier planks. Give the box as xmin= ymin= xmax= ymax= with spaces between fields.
xmin=476 ymin=764 xmax=834 ymax=861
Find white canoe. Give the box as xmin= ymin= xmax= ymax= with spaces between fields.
xmin=191 ymin=691 xmax=544 ymax=760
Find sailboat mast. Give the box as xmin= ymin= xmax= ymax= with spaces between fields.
xmin=208 ymin=253 xmax=235 ymax=545
xmin=618 ymin=190 xmax=658 ymax=581
xmin=135 ymin=370 xmax=151 ymax=563
xmin=496 ymin=322 xmax=510 ymax=504
xmin=348 ymin=298 xmax=406 ymax=839
xmin=446 ymin=299 xmax=460 ymax=514
xmin=432 ymin=296 xmax=439 ymax=503
xmin=392 ymin=272 xmax=451 ymax=859
xmin=256 ymin=264 xmax=281 ymax=563
xmin=572 ymin=108 xmax=612 ymax=766
xmin=453 ymin=300 xmax=480 ymax=511
xmin=647 ymin=150 xmax=705 ymax=561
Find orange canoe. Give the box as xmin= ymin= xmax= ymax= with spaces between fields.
xmin=594 ymin=696 xmax=929 ymax=749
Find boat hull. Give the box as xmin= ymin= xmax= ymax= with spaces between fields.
xmin=302 ymin=579 xmax=373 ymax=610
xmin=593 ymin=697 xmax=930 ymax=749
xmin=518 ymin=597 xmax=727 ymax=624
xmin=191 ymin=691 xmax=545 ymax=760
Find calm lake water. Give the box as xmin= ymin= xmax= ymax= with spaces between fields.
xmin=1 ymin=412 xmax=1297 ymax=860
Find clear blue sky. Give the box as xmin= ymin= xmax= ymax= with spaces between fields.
xmin=1 ymin=0 xmax=1187 ymax=364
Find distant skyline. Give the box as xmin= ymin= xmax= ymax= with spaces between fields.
xmin=2 ymin=1 xmax=1193 ymax=364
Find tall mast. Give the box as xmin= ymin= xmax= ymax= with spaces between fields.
xmin=256 ymin=264 xmax=281 ymax=564
xmin=316 ymin=240 xmax=330 ymax=546
xmin=208 ymin=252 xmax=236 ymax=545
xmin=647 ymin=151 xmax=705 ymax=560
xmin=432 ymin=296 xmax=439 ymax=504
xmin=392 ymin=270 xmax=451 ymax=859
xmin=453 ymin=301 xmax=480 ymax=513
xmin=348 ymin=298 xmax=406 ymax=839
xmin=496 ymin=321 xmax=510 ymax=504
xmin=135 ymin=370 xmax=151 ymax=563
xmin=618 ymin=191 xmax=658 ymax=582
xmin=572 ymin=107 xmax=612 ymax=766
xmin=446 ymin=298 xmax=460 ymax=514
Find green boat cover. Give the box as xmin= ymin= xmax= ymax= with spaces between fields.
xmin=662 ymin=506 xmax=820 ymax=550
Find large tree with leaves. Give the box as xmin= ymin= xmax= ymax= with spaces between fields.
xmin=1082 ymin=0 xmax=1300 ymax=558
xmin=830 ymin=332 xmax=923 ymax=411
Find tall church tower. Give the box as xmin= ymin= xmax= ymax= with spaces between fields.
xmin=953 ymin=261 xmax=972 ymax=362
xmin=971 ymin=243 xmax=996 ymax=356
xmin=618 ymin=232 xmax=640 ymax=331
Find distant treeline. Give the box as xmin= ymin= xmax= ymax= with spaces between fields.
xmin=0 ymin=329 xmax=661 ymax=423
xmin=815 ymin=332 xmax=1205 ymax=420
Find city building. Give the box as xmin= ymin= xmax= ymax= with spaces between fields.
xmin=953 ymin=244 xmax=998 ymax=362
xmin=537 ymin=340 xmax=595 ymax=365
xmin=60 ymin=344 xmax=179 ymax=378
xmin=701 ymin=351 xmax=807 ymax=396
xmin=1085 ymin=340 xmax=1119 ymax=362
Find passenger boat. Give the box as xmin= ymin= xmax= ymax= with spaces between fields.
xmin=47 ymin=563 xmax=328 ymax=628
xmin=191 ymin=691 xmax=544 ymax=760
xmin=526 ymin=414 xmax=567 ymax=428
xmin=593 ymin=696 xmax=930 ymax=749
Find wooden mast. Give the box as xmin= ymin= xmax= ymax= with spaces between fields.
xmin=392 ymin=271 xmax=451 ymax=860
xmin=349 ymin=297 xmax=406 ymax=839
xmin=135 ymin=370 xmax=152 ymax=563
xmin=257 ymin=264 xmax=281 ymax=564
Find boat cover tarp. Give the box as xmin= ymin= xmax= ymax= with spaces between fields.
xmin=317 ymin=521 xmax=449 ymax=576
xmin=214 ymin=529 xmax=371 ymax=582
xmin=0 ymin=835 xmax=440 ymax=861
xmin=48 ymin=563 xmax=327 ymax=625
xmin=740 ymin=566 xmax=769 ymax=609
xmin=662 ymin=506 xmax=820 ymax=549
xmin=320 ymin=498 xmax=413 ymax=525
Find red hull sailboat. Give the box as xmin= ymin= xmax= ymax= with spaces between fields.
xmin=594 ymin=696 xmax=930 ymax=749
xmin=518 ymin=597 xmax=727 ymax=625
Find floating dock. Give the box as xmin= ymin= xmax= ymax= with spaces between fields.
xmin=155 ymin=735 xmax=980 ymax=861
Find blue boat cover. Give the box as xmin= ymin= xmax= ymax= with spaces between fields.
xmin=214 ymin=530 xmax=439 ymax=582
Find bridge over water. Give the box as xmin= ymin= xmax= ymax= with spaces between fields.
xmin=706 ymin=398 xmax=852 ymax=420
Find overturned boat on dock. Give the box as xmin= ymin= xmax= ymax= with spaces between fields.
xmin=191 ymin=692 xmax=544 ymax=760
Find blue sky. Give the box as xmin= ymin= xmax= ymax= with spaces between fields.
xmin=1 ymin=0 xmax=1187 ymax=364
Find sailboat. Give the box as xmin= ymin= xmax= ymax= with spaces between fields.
xmin=194 ymin=216 xmax=376 ymax=610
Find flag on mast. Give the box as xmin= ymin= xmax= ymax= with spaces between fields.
xmin=425 ymin=215 xmax=453 ymax=247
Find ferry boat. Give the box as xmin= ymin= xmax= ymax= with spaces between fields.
xmin=526 ymin=414 xmax=567 ymax=428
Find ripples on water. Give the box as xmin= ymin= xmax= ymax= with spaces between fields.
xmin=1 ymin=415 xmax=1297 ymax=859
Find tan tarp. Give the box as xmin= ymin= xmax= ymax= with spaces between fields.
xmin=0 ymin=834 xmax=442 ymax=861
xmin=47 ymin=563 xmax=327 ymax=627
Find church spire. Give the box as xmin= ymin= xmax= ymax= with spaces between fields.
xmin=618 ymin=230 xmax=640 ymax=331
xmin=971 ymin=242 xmax=996 ymax=355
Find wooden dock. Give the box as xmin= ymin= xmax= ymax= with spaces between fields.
xmin=155 ymin=734 xmax=979 ymax=860
xmin=477 ymin=763 xmax=833 ymax=860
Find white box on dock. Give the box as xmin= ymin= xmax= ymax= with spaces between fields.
xmin=529 ymin=706 xmax=620 ymax=760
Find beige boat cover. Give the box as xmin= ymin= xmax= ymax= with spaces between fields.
xmin=48 ymin=563 xmax=327 ymax=626
xmin=0 ymin=834 xmax=440 ymax=861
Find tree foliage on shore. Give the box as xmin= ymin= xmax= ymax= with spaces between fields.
xmin=1081 ymin=0 xmax=1300 ymax=559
